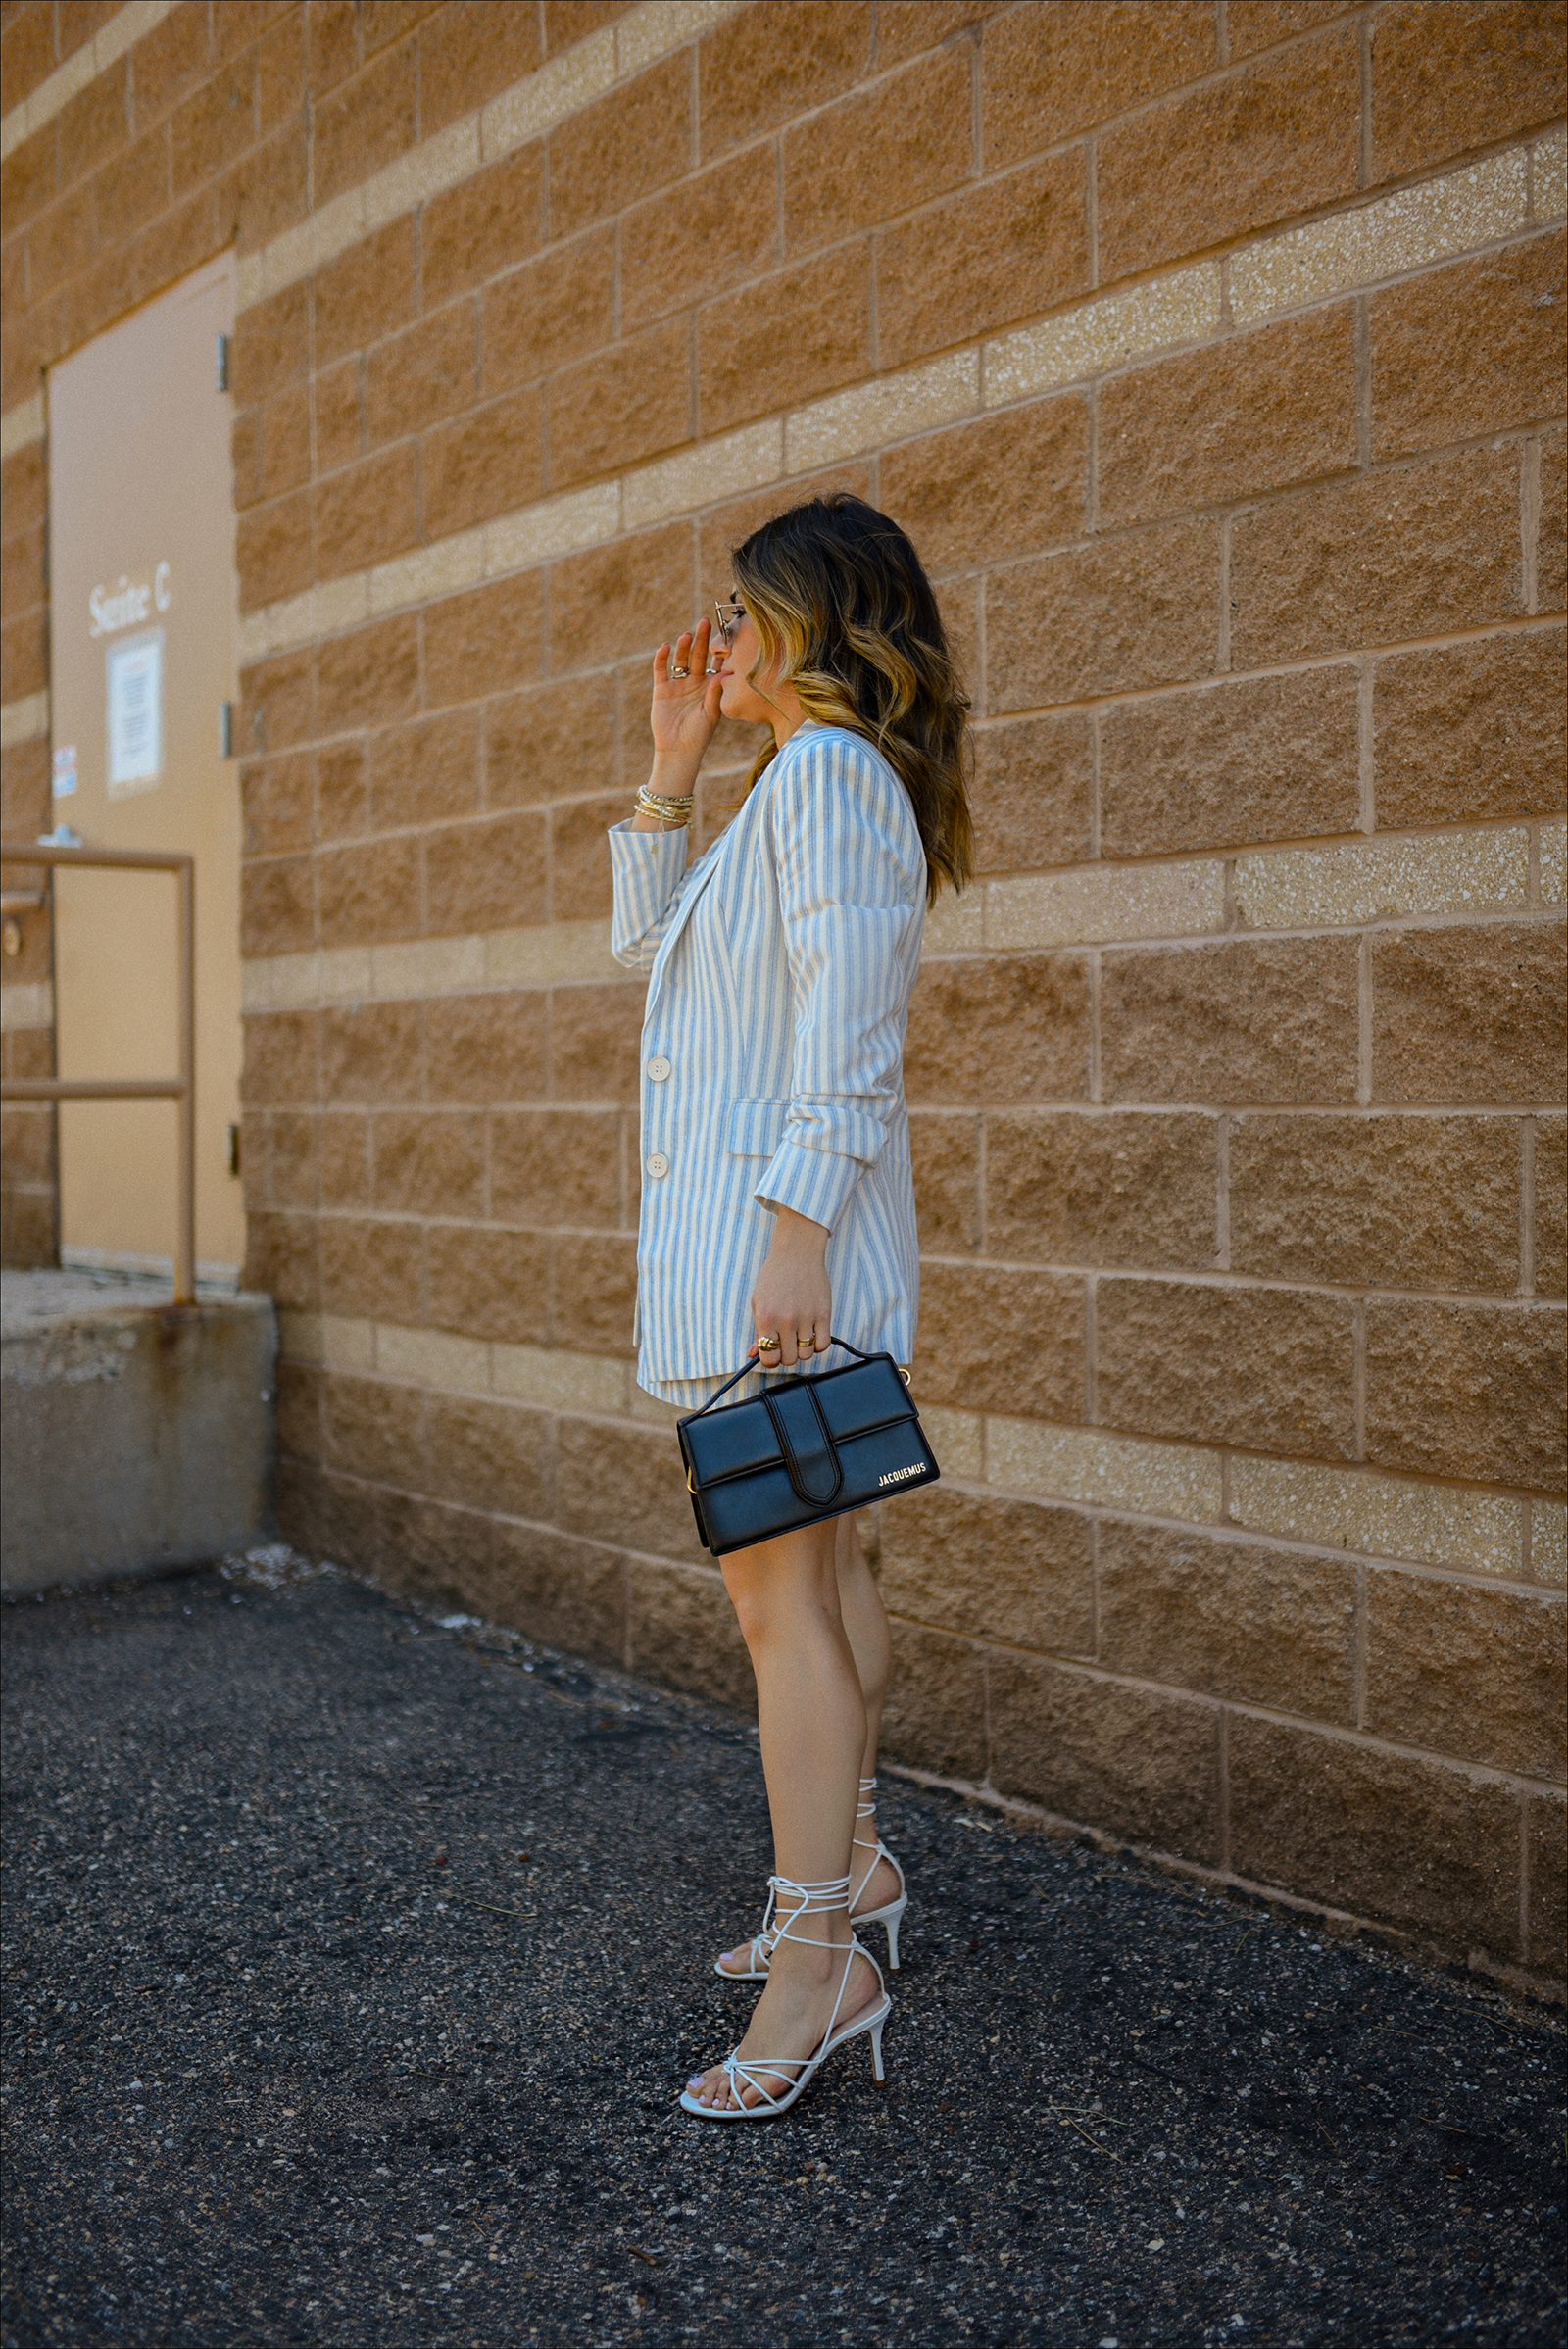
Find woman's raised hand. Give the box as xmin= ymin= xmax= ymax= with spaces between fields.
xmin=650 ymin=617 xmax=723 ymax=788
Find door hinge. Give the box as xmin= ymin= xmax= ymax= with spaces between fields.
xmin=219 ymin=701 xmax=234 ymax=759
xmin=215 ymin=332 xmax=230 ymax=392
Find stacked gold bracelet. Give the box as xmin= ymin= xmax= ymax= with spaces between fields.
xmin=636 ymin=786 xmax=694 ymax=826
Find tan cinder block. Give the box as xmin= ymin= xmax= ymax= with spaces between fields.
xmin=487 ymin=1523 xmax=627 ymax=1667
xmin=783 ymin=46 xmax=971 ymax=257
xmin=989 ymin=516 xmax=1219 ymax=709
xmin=370 ymin=1110 xmax=485 ymax=1218
xmin=318 ymin=1215 xmax=419 ymax=1322
xmin=877 ymin=2 xmax=1008 ymax=72
xmin=984 ymin=1109 xmax=1218 ymax=1272
xmin=374 ymin=1488 xmax=496 ymax=1615
xmin=318 ymin=1001 xmax=421 ymax=1105
xmin=493 ymin=1343 xmax=626 ymax=1413
xmin=1101 ymin=937 xmax=1360 ymax=1105
xmin=1097 ymin=1279 xmax=1357 ymax=1459
xmin=552 ymin=1231 xmax=636 ymax=1353
xmin=422 ymin=1218 xmax=551 ymax=1346
xmin=422 ymin=387 xmax=548 ymax=541
xmin=1098 ymin=29 xmax=1359 ymax=281
xmin=481 ymin=227 xmax=616 ymax=393
xmin=550 ymin=793 xmax=624 ymax=922
xmin=981 ymin=0 xmax=1215 ymax=162
xmin=912 ymin=1262 xmax=1086 ymax=1422
xmin=242 ymin=1007 xmax=318 ymax=1104
xmin=1371 ymin=922 xmax=1567 ymax=1104
xmin=624 ymin=420 xmax=784 ymax=532
xmin=551 ymin=983 xmax=648 ymax=1105
xmin=368 ymin=935 xmax=486 ymax=1005
xmin=419 ymin=144 xmax=545 ymax=304
xmin=625 ymin=1556 xmax=757 ymax=1715
xmin=556 ymin=1414 xmax=709 ymax=1562
xmin=548 ymin=318 xmax=692 ymax=490
xmin=1101 ymin=666 xmax=1359 ymax=860
xmin=1227 ymin=1715 xmax=1521 ymax=1959
xmin=1536 ymin=1117 xmax=1566 ymax=1298
xmin=697 ymin=0 xmax=872 ymax=160
xmin=316 ymin=444 xmax=422 ymax=587
xmin=1234 ymin=828 xmax=1530 ymax=933
xmin=878 ymin=1621 xmax=989 ymax=1782
xmin=547 ymin=520 xmax=694 ymax=669
xmin=987 ymin=1653 xmax=1221 ymax=1861
xmin=423 ymin=994 xmax=548 ymax=1106
xmin=697 ymin=241 xmax=872 ymax=439
xmin=1366 ymin=1570 xmax=1566 ymax=1779
xmin=374 ymin=1322 xmax=492 ymax=1396
xmin=909 ymin=1110 xmax=981 ymax=1255
xmin=423 ymin=811 xmax=550 ymax=941
xmin=881 ymin=399 xmax=1089 ymax=577
xmin=322 ymin=1369 xmax=426 ymax=1487
xmin=487 ymin=672 xmax=617 ymax=807
xmin=1365 ymin=1298 xmax=1565 ymax=1493
xmin=1370 ymin=0 xmax=1566 ymax=182
xmin=364 ymin=303 xmax=479 ymax=450
xmin=1373 ymin=230 xmax=1567 ymax=462
xmin=1100 ymin=307 xmax=1357 ymax=530
xmin=423 ymin=575 xmax=546 ymax=710
xmin=1228 ymin=1113 xmax=1521 ymax=1293
xmin=1229 ymin=147 xmax=1530 ymax=328
xmin=276 ymin=1309 xmax=323 ymax=1367
xmin=1537 ymin=816 xmax=1566 ymax=905
xmin=879 ymin=1484 xmax=1094 ymax=1655
xmin=316 ymin=613 xmax=418 ymax=735
xmin=489 ymin=1106 xmax=622 ymax=1227
xmin=1526 ymin=1791 xmax=1566 ymax=1978
xmin=875 ymin=154 xmax=1091 ymax=375
xmin=1230 ymin=1456 xmax=1524 ymax=1580
xmin=986 ymin=858 xmax=1226 ymax=954
xmin=622 ymin=153 xmax=777 ymax=332
xmin=986 ymin=1415 xmax=1225 ymax=1523
xmin=368 ymin=710 xmax=480 ymax=832
xmin=277 ymin=1461 xmax=379 ymax=1577
xmin=241 ymin=749 xmax=315 ymax=859
xmin=241 ymin=853 xmax=315 ymax=959
xmin=267 ymin=1110 xmax=318 ymax=1210
xmin=423 ymin=1391 xmax=554 ymax=1522
xmin=1536 ymin=427 xmax=1566 ymax=617
xmin=1099 ymin=1521 xmax=1358 ymax=1723
xmin=1230 ymin=445 xmax=1524 ymax=668
xmin=319 ymin=1315 xmax=376 ymax=1375
xmin=1537 ymin=124 xmax=1568 ymax=222
xmin=546 ymin=50 xmax=690 ymax=243
xmin=904 ymin=954 xmax=1091 ymax=1104
xmin=275 ymin=1361 xmax=321 ymax=1468
xmin=968 ymin=712 xmax=1093 ymax=875
xmin=1374 ymin=629 xmax=1566 ymax=828
xmin=319 ymin=1111 xmax=370 ymax=1208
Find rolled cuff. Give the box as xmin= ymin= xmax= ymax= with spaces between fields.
xmin=753 ymin=1135 xmax=865 ymax=1233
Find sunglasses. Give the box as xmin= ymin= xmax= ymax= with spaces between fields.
xmin=712 ymin=596 xmax=748 ymax=648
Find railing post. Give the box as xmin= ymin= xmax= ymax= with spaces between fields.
xmin=175 ymin=854 xmax=196 ymax=1305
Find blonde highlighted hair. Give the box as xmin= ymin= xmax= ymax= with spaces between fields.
xmin=731 ymin=494 xmax=972 ymax=904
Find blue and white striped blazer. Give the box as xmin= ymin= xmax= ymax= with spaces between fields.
xmin=608 ymin=722 xmax=927 ymax=1389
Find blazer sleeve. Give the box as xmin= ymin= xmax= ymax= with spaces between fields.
xmin=754 ymin=731 xmax=927 ymax=1233
xmin=608 ymin=818 xmax=691 ymax=970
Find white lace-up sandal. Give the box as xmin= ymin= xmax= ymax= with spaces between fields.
xmin=714 ymin=1778 xmax=908 ymax=1981
xmin=681 ymin=1873 xmax=890 ymax=2121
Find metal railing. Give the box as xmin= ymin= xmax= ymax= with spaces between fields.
xmin=0 ymin=841 xmax=196 ymax=1303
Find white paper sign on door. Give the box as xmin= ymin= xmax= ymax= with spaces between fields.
xmin=106 ymin=627 xmax=163 ymax=794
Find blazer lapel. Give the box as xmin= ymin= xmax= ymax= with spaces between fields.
xmin=646 ymin=836 xmax=726 ymax=1010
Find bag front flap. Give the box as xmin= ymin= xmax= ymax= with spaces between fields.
xmin=764 ymin=1380 xmax=842 ymax=1505
xmin=682 ymin=1355 xmax=917 ymax=1491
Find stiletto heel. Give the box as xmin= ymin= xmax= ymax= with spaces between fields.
xmin=682 ymin=1874 xmax=891 ymax=2121
xmin=715 ymin=1777 xmax=909 ymax=1980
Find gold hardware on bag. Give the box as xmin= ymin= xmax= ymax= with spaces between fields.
xmin=687 ymin=1466 xmax=699 ymax=1494
xmin=899 ymin=1367 xmax=911 ymax=1386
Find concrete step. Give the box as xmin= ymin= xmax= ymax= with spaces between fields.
xmin=1 ymin=1269 xmax=276 ymax=1595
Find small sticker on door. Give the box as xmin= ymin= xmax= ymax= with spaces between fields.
xmin=52 ymin=744 xmax=78 ymax=797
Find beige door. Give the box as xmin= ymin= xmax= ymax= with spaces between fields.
xmin=47 ymin=253 xmax=244 ymax=1281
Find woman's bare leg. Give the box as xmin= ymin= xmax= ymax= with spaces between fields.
xmin=716 ymin=1512 xmax=898 ymax=1975
xmin=687 ymin=1518 xmax=882 ymax=2110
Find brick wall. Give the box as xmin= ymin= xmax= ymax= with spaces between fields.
xmin=2 ymin=0 xmax=1564 ymax=1990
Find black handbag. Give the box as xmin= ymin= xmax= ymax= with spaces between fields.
xmin=676 ymin=1337 xmax=940 ymax=1559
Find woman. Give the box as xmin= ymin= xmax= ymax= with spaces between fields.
xmin=607 ymin=494 xmax=971 ymax=2117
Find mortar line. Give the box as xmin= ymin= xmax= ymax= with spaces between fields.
xmin=1357 ymin=930 xmax=1374 ymax=1106
xmin=1354 ymin=1560 xmax=1368 ymax=1728
xmin=1354 ymin=292 xmax=1372 ymax=469
xmin=1215 ymin=1710 xmax=1230 ymax=1876
xmin=1215 ymin=1112 xmax=1231 ymax=1270
xmin=1357 ymin=656 xmax=1376 ymax=832
xmin=1520 ymin=1118 xmax=1537 ymax=1297
xmin=1522 ymin=436 xmax=1542 ymax=612
xmin=1352 ymin=1296 xmax=1367 ymax=1460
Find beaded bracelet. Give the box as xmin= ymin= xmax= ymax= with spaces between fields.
xmin=636 ymin=786 xmax=694 ymax=826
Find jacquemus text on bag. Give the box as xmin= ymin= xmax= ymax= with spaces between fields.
xmin=677 ymin=1339 xmax=940 ymax=1558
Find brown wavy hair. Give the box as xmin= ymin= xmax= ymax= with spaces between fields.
xmin=730 ymin=494 xmax=972 ymax=903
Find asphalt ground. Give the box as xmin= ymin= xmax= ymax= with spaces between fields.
xmin=2 ymin=1555 xmax=1563 ymax=2349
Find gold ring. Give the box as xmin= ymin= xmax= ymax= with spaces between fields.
xmin=758 ymin=1334 xmax=781 ymax=1351
xmin=670 ymin=664 xmax=690 ymax=677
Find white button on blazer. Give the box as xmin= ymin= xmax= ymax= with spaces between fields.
xmin=609 ymin=723 xmax=927 ymax=1390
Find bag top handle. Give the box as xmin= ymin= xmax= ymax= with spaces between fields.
xmin=682 ymin=1335 xmax=875 ymax=1422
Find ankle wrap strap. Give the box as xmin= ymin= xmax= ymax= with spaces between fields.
xmin=759 ymin=1871 xmax=852 ymax=1956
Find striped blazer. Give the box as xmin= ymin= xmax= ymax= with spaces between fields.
xmin=608 ymin=722 xmax=927 ymax=1388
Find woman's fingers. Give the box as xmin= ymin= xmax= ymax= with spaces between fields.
xmin=653 ymin=641 xmax=671 ymax=685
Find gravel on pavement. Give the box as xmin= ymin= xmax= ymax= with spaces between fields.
xmin=2 ymin=1554 xmax=1564 ymax=2348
